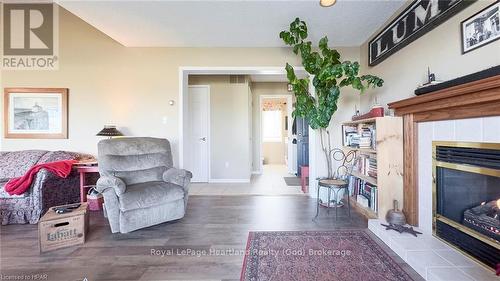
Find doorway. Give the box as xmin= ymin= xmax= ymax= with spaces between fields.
xmin=179 ymin=67 xmax=318 ymax=197
xmin=259 ymin=95 xmax=294 ymax=176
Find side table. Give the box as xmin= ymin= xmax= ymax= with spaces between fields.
xmin=75 ymin=165 xmax=99 ymax=202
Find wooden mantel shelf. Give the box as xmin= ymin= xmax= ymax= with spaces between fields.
xmin=389 ymin=75 xmax=500 ymax=121
xmin=387 ymin=74 xmax=500 ymax=226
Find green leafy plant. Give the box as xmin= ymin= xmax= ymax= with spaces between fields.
xmin=280 ymin=18 xmax=384 ymax=178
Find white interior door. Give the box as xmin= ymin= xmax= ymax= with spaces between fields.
xmin=188 ymin=86 xmax=209 ymax=182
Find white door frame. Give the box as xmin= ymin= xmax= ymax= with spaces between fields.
xmin=258 ymin=94 xmax=294 ymax=174
xmin=178 ymin=66 xmax=318 ymax=196
xmin=187 ymin=85 xmax=211 ymax=182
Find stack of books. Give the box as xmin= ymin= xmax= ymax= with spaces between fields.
xmin=359 ymin=137 xmax=371 ymax=148
xmin=343 ymin=126 xmax=359 ymax=147
xmin=343 ymin=124 xmax=376 ymax=150
xmin=359 ymin=126 xmax=373 ymax=149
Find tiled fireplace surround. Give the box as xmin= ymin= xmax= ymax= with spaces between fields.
xmin=369 ymin=116 xmax=500 ymax=281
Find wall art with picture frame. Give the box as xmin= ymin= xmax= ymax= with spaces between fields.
xmin=461 ymin=0 xmax=500 ymax=54
xmin=4 ymin=88 xmax=68 ymax=139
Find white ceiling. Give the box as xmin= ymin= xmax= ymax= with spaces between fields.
xmin=58 ymin=0 xmax=406 ymax=47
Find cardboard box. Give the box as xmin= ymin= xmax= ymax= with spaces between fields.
xmin=39 ymin=202 xmax=88 ymax=253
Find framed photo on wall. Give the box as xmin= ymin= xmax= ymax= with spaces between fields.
xmin=461 ymin=0 xmax=500 ymax=54
xmin=4 ymin=88 xmax=68 ymax=139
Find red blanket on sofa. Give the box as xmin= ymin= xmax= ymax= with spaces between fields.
xmin=5 ymin=160 xmax=77 ymax=195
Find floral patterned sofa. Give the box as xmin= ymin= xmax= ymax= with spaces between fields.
xmin=0 ymin=150 xmax=93 ymax=225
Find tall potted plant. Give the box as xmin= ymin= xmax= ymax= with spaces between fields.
xmin=280 ymin=18 xmax=383 ymax=179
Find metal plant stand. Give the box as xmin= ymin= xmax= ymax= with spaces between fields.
xmin=314 ymin=178 xmax=350 ymax=220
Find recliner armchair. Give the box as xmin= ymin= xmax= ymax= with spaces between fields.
xmin=96 ymin=137 xmax=192 ymax=233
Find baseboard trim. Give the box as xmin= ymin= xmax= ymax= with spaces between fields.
xmin=209 ymin=179 xmax=250 ymax=183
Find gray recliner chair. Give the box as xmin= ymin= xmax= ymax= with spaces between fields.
xmin=96 ymin=137 xmax=192 ymax=233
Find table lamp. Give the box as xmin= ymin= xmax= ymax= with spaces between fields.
xmin=96 ymin=125 xmax=123 ymax=139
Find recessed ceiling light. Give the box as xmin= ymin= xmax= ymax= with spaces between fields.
xmin=320 ymin=0 xmax=337 ymax=7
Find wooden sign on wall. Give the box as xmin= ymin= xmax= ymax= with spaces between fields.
xmin=369 ymin=0 xmax=474 ymax=66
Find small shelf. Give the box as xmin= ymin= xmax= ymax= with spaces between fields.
xmin=342 ymin=146 xmax=377 ymax=154
xmin=349 ymin=171 xmax=378 ymax=186
xmin=341 ymin=117 xmax=378 ymax=126
xmin=349 ymin=196 xmax=378 ymax=219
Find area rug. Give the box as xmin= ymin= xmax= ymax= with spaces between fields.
xmin=283 ymin=177 xmax=301 ymax=187
xmin=240 ymin=230 xmax=415 ymax=281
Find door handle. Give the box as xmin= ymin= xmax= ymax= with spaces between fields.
xmin=199 ymin=137 xmax=206 ymax=142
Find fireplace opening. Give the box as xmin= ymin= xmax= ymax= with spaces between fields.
xmin=464 ymin=200 xmax=499 ymax=241
xmin=433 ymin=142 xmax=500 ymax=270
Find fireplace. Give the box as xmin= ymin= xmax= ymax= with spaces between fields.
xmin=433 ymin=142 xmax=500 ymax=270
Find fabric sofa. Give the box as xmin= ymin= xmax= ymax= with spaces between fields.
xmin=96 ymin=137 xmax=192 ymax=233
xmin=0 ymin=150 xmax=89 ymax=225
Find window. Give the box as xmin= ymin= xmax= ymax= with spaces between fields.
xmin=262 ymin=110 xmax=282 ymax=142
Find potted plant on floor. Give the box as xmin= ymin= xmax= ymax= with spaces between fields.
xmin=279 ymin=18 xmax=383 ymax=198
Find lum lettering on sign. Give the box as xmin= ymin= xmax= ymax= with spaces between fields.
xmin=369 ymin=0 xmax=474 ymax=66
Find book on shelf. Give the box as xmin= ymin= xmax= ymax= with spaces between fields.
xmin=349 ymin=175 xmax=378 ymax=213
xmin=356 ymin=194 xmax=370 ymax=208
xmin=353 ymin=154 xmax=377 ymax=179
xmin=371 ymin=128 xmax=377 ymax=149
xmin=343 ymin=125 xmax=359 ymax=147
xmin=368 ymin=158 xmax=377 ymax=179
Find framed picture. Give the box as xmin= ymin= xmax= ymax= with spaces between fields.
xmin=461 ymin=0 xmax=500 ymax=54
xmin=4 ymin=88 xmax=68 ymax=139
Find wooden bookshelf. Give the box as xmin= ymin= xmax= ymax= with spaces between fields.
xmin=350 ymin=171 xmax=377 ymax=185
xmin=341 ymin=117 xmax=378 ymax=126
xmin=342 ymin=116 xmax=404 ymax=220
xmin=348 ymin=196 xmax=378 ymax=219
xmin=342 ymin=146 xmax=377 ymax=154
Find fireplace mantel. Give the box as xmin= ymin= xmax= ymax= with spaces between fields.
xmin=388 ymin=74 xmax=500 ymax=225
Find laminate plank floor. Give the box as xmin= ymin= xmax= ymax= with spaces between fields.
xmin=0 ymin=195 xmax=422 ymax=281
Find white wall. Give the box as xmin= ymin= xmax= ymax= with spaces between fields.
xmin=359 ymin=1 xmax=500 ymax=112
xmin=418 ymin=116 xmax=500 ymax=234
xmin=188 ymin=75 xmax=251 ymax=181
xmin=1 ymin=6 xmax=363 ymax=184
xmin=0 ymin=7 xmax=301 ymax=165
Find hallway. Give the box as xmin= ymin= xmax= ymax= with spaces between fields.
xmin=190 ymin=164 xmax=304 ymax=196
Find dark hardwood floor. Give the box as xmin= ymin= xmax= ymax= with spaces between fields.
xmin=0 ymin=195 xmax=421 ymax=281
